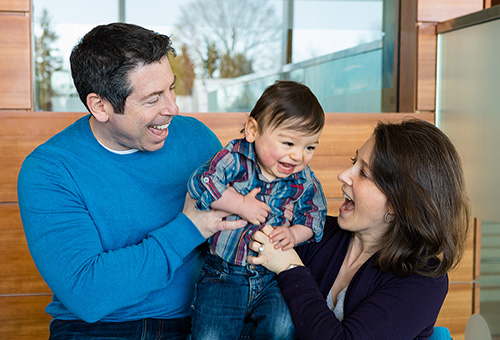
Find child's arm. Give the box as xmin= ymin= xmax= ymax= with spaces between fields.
xmin=211 ymin=187 xmax=271 ymax=225
xmin=268 ymin=224 xmax=314 ymax=251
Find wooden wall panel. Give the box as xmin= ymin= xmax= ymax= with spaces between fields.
xmin=0 ymin=112 xmax=85 ymax=202
xmin=0 ymin=295 xmax=52 ymax=340
xmin=187 ymin=112 xmax=248 ymax=146
xmin=417 ymin=23 xmax=437 ymax=112
xmin=0 ymin=0 xmax=30 ymax=12
xmin=0 ymin=204 xmax=49 ymax=294
xmin=0 ymin=13 xmax=31 ymax=110
xmin=435 ymin=283 xmax=474 ymax=340
xmin=418 ymin=0 xmax=483 ymax=22
xmin=448 ymin=221 xmax=475 ymax=282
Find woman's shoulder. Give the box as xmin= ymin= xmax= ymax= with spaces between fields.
xmin=355 ymin=255 xmax=449 ymax=300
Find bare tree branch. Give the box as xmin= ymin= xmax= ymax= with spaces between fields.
xmin=174 ymin=0 xmax=282 ymax=78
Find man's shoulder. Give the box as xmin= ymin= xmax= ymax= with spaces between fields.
xmin=29 ymin=115 xmax=90 ymax=155
xmin=173 ymin=115 xmax=211 ymax=131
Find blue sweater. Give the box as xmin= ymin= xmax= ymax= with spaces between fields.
xmin=17 ymin=115 xmax=221 ymax=323
xmin=278 ymin=216 xmax=448 ymax=340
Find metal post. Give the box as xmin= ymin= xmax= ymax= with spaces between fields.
xmin=282 ymin=0 xmax=294 ymax=65
xmin=118 ymin=0 xmax=126 ymax=22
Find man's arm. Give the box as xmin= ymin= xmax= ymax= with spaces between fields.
xmin=183 ymin=194 xmax=249 ymax=239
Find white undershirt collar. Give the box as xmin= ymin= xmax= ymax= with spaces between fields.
xmin=97 ymin=140 xmax=139 ymax=155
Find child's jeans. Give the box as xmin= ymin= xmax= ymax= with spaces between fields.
xmin=190 ymin=253 xmax=295 ymax=340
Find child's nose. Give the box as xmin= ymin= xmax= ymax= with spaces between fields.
xmin=290 ymin=149 xmax=303 ymax=162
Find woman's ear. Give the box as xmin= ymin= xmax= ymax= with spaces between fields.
xmin=87 ymin=93 xmax=111 ymax=123
xmin=245 ymin=117 xmax=258 ymax=143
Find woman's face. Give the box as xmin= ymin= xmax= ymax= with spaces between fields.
xmin=337 ymin=136 xmax=391 ymax=239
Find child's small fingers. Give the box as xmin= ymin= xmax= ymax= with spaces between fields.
xmin=274 ymin=239 xmax=288 ymax=249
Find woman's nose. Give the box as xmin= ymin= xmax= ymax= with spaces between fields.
xmin=337 ymin=167 xmax=351 ymax=185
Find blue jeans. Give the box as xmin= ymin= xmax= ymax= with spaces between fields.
xmin=190 ymin=253 xmax=295 ymax=340
xmin=49 ymin=317 xmax=190 ymax=340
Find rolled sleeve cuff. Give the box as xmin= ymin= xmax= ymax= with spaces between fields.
xmin=195 ymin=175 xmax=228 ymax=210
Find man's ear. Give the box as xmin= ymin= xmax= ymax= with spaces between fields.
xmin=87 ymin=93 xmax=111 ymax=123
xmin=245 ymin=117 xmax=258 ymax=143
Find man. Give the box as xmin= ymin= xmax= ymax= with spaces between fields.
xmin=17 ymin=22 xmax=246 ymax=339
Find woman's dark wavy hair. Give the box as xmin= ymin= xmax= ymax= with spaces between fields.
xmin=371 ymin=119 xmax=470 ymax=278
xmin=70 ymin=23 xmax=175 ymax=114
xmin=243 ymin=81 xmax=325 ymax=134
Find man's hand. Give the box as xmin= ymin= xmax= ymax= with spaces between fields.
xmin=183 ymin=194 xmax=247 ymax=239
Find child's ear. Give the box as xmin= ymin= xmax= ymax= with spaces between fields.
xmin=87 ymin=93 xmax=111 ymax=123
xmin=245 ymin=117 xmax=258 ymax=143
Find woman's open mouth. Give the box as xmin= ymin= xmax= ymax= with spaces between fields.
xmin=341 ymin=192 xmax=355 ymax=211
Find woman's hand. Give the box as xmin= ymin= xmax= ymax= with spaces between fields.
xmin=248 ymin=225 xmax=304 ymax=274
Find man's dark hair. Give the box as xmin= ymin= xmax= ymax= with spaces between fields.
xmin=70 ymin=22 xmax=175 ymax=114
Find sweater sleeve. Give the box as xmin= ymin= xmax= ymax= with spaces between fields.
xmin=277 ymin=263 xmax=448 ymax=340
xmin=17 ymin=154 xmax=206 ymax=323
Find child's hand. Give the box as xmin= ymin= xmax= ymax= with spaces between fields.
xmin=269 ymin=226 xmax=297 ymax=251
xmin=239 ymin=188 xmax=271 ymax=225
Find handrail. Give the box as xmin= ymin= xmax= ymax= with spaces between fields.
xmin=437 ymin=5 xmax=500 ymax=34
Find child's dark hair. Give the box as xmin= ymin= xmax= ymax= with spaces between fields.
xmin=247 ymin=81 xmax=325 ymax=134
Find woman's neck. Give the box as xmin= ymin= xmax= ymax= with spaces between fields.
xmin=343 ymin=236 xmax=376 ymax=268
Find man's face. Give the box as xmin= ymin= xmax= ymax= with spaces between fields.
xmin=97 ymin=56 xmax=179 ymax=152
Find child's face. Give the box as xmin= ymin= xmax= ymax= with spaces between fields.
xmin=249 ymin=123 xmax=322 ymax=181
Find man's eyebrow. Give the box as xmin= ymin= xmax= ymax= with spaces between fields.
xmin=140 ymin=76 xmax=176 ymax=101
xmin=142 ymin=91 xmax=162 ymax=101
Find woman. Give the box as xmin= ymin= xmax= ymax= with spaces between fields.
xmin=248 ymin=119 xmax=470 ymax=340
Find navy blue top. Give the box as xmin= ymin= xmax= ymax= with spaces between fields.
xmin=278 ymin=216 xmax=448 ymax=340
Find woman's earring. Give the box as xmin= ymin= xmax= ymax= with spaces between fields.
xmin=384 ymin=211 xmax=394 ymax=223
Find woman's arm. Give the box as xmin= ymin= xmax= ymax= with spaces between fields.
xmin=249 ymin=226 xmax=448 ymax=340
xmin=278 ymin=266 xmax=447 ymax=340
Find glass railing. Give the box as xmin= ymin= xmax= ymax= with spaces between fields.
xmin=207 ymin=40 xmax=385 ymax=113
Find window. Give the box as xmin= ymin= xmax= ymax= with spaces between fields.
xmin=33 ymin=0 xmax=396 ymax=113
